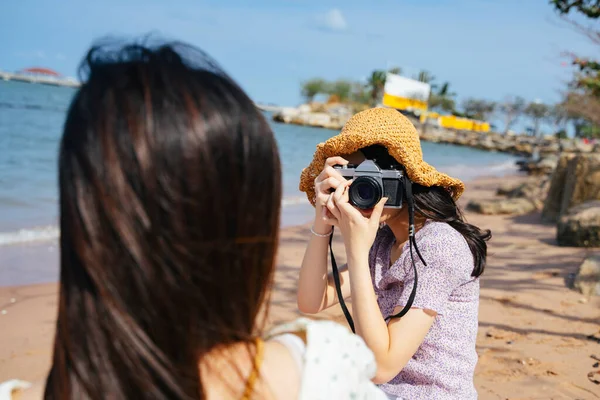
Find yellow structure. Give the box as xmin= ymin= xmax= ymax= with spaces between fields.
xmin=382 ymin=93 xmax=428 ymax=113
xmin=419 ymin=112 xmax=490 ymax=133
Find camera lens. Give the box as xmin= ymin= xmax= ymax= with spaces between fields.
xmin=349 ymin=176 xmax=382 ymax=209
xmin=358 ymin=183 xmax=374 ymax=200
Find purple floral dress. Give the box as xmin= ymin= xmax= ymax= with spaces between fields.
xmin=369 ymin=220 xmax=479 ymax=400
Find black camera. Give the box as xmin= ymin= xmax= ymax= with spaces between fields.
xmin=334 ymin=160 xmax=405 ymax=209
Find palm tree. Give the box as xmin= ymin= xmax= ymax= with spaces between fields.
xmin=429 ymin=95 xmax=455 ymax=113
xmin=415 ymin=70 xmax=435 ymax=84
xmin=366 ymin=70 xmax=387 ymax=106
xmin=428 ymin=82 xmax=456 ymax=113
xmin=437 ymin=82 xmax=454 ymax=97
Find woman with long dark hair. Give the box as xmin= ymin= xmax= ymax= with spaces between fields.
xmin=297 ymin=107 xmax=492 ymax=399
xmin=2 ymin=40 xmax=387 ymax=399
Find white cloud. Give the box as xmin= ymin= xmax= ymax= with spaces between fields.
xmin=316 ymin=8 xmax=347 ymax=32
xmin=16 ymin=50 xmax=46 ymax=59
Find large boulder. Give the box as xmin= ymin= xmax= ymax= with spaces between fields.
xmin=272 ymin=106 xmax=347 ymax=130
xmin=539 ymin=142 xmax=560 ymax=155
xmin=542 ymin=153 xmax=577 ymax=222
xmin=272 ymin=107 xmax=300 ymax=123
xmin=517 ymin=155 xmax=558 ymax=176
xmin=557 ymin=200 xmax=600 ymax=247
xmin=574 ymin=140 xmax=594 ymax=153
xmin=572 ymin=254 xmax=600 ymax=296
xmin=496 ymin=182 xmax=523 ymax=196
xmin=559 ymin=139 xmax=577 ymax=153
xmin=496 ymin=179 xmax=548 ymax=208
xmin=467 ymin=198 xmax=537 ymax=215
xmin=559 ymin=154 xmax=600 ymax=216
xmin=542 ymin=154 xmax=600 ymax=223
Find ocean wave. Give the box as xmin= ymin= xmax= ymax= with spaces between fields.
xmin=0 ymin=101 xmax=68 ymax=113
xmin=281 ymin=195 xmax=308 ymax=207
xmin=0 ymin=196 xmax=308 ymax=247
xmin=0 ymin=225 xmax=59 ymax=246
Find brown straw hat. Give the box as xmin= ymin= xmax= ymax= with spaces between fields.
xmin=299 ymin=107 xmax=465 ymax=206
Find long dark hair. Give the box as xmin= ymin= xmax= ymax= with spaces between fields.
xmin=361 ymin=145 xmax=490 ymax=277
xmin=45 ymin=40 xmax=281 ymax=399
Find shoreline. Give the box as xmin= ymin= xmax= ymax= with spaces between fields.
xmin=1 ymin=173 xmax=599 ymax=399
xmin=270 ymin=109 xmax=600 ymax=158
xmin=0 ymin=173 xmax=516 ymax=288
xmin=0 ymin=153 xmax=519 ymax=269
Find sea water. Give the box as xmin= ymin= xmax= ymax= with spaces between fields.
xmin=0 ymin=80 xmax=518 ymax=247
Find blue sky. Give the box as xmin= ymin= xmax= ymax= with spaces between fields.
xmin=1 ymin=0 xmax=597 ymax=110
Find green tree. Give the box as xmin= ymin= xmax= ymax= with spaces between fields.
xmin=301 ymin=78 xmax=328 ymax=103
xmin=550 ymin=0 xmax=600 ymax=18
xmin=525 ymin=101 xmax=551 ymax=137
xmin=366 ymin=70 xmax=387 ymax=106
xmin=572 ymin=57 xmax=600 ymax=97
xmin=461 ymin=98 xmax=497 ymax=121
xmin=548 ymin=103 xmax=575 ymax=133
xmin=350 ymin=82 xmax=371 ymax=104
xmin=550 ymin=0 xmax=600 ymax=131
xmin=575 ymin=120 xmax=600 ymax=138
xmin=326 ymin=79 xmax=353 ymax=102
xmin=388 ymin=66 xmax=402 ymax=75
xmin=499 ymin=96 xmax=526 ymax=134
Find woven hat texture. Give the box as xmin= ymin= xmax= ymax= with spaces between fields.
xmin=299 ymin=107 xmax=465 ymax=206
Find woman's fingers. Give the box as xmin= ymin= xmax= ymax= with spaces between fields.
xmin=316 ymin=176 xmax=341 ymax=194
xmin=333 ymin=181 xmax=362 ymax=217
xmin=369 ymin=197 xmax=388 ymax=227
xmin=332 ymin=180 xmax=349 ymax=203
xmin=324 ymin=156 xmax=348 ymax=168
xmin=321 ymin=206 xmax=339 ymax=226
xmin=327 ymin=193 xmax=341 ymax=220
xmin=315 ymin=163 xmax=347 ymax=189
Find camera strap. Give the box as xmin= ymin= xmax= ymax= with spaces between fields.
xmin=329 ymin=174 xmax=427 ymax=334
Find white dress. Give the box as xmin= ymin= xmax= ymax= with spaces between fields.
xmin=0 ymin=318 xmax=387 ymax=400
xmin=267 ymin=318 xmax=388 ymax=400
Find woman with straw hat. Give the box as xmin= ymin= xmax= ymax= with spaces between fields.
xmin=297 ymin=107 xmax=491 ymax=400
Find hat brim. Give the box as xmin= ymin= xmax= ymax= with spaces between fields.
xmin=299 ymin=112 xmax=465 ymax=206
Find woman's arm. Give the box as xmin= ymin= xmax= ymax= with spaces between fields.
xmin=297 ymin=157 xmax=353 ymax=314
xmin=297 ymin=216 xmax=354 ymax=314
xmin=346 ymin=251 xmax=435 ymax=384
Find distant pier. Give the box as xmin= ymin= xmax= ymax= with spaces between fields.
xmin=0 ymin=68 xmax=80 ymax=88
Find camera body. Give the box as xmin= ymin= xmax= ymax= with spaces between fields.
xmin=334 ymin=160 xmax=405 ymax=209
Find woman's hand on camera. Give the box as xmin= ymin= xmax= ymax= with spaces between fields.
xmin=331 ymin=180 xmax=387 ymax=257
xmin=313 ymin=156 xmax=348 ymax=227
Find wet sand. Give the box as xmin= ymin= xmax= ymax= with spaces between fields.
xmin=1 ymin=175 xmax=599 ymax=399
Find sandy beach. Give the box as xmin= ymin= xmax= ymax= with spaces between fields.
xmin=1 ymin=174 xmax=599 ymax=399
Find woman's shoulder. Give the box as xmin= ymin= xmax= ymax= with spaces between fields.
xmin=268 ymin=318 xmax=376 ymax=367
xmin=266 ymin=318 xmax=388 ymax=400
xmin=417 ymin=221 xmax=470 ymax=254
